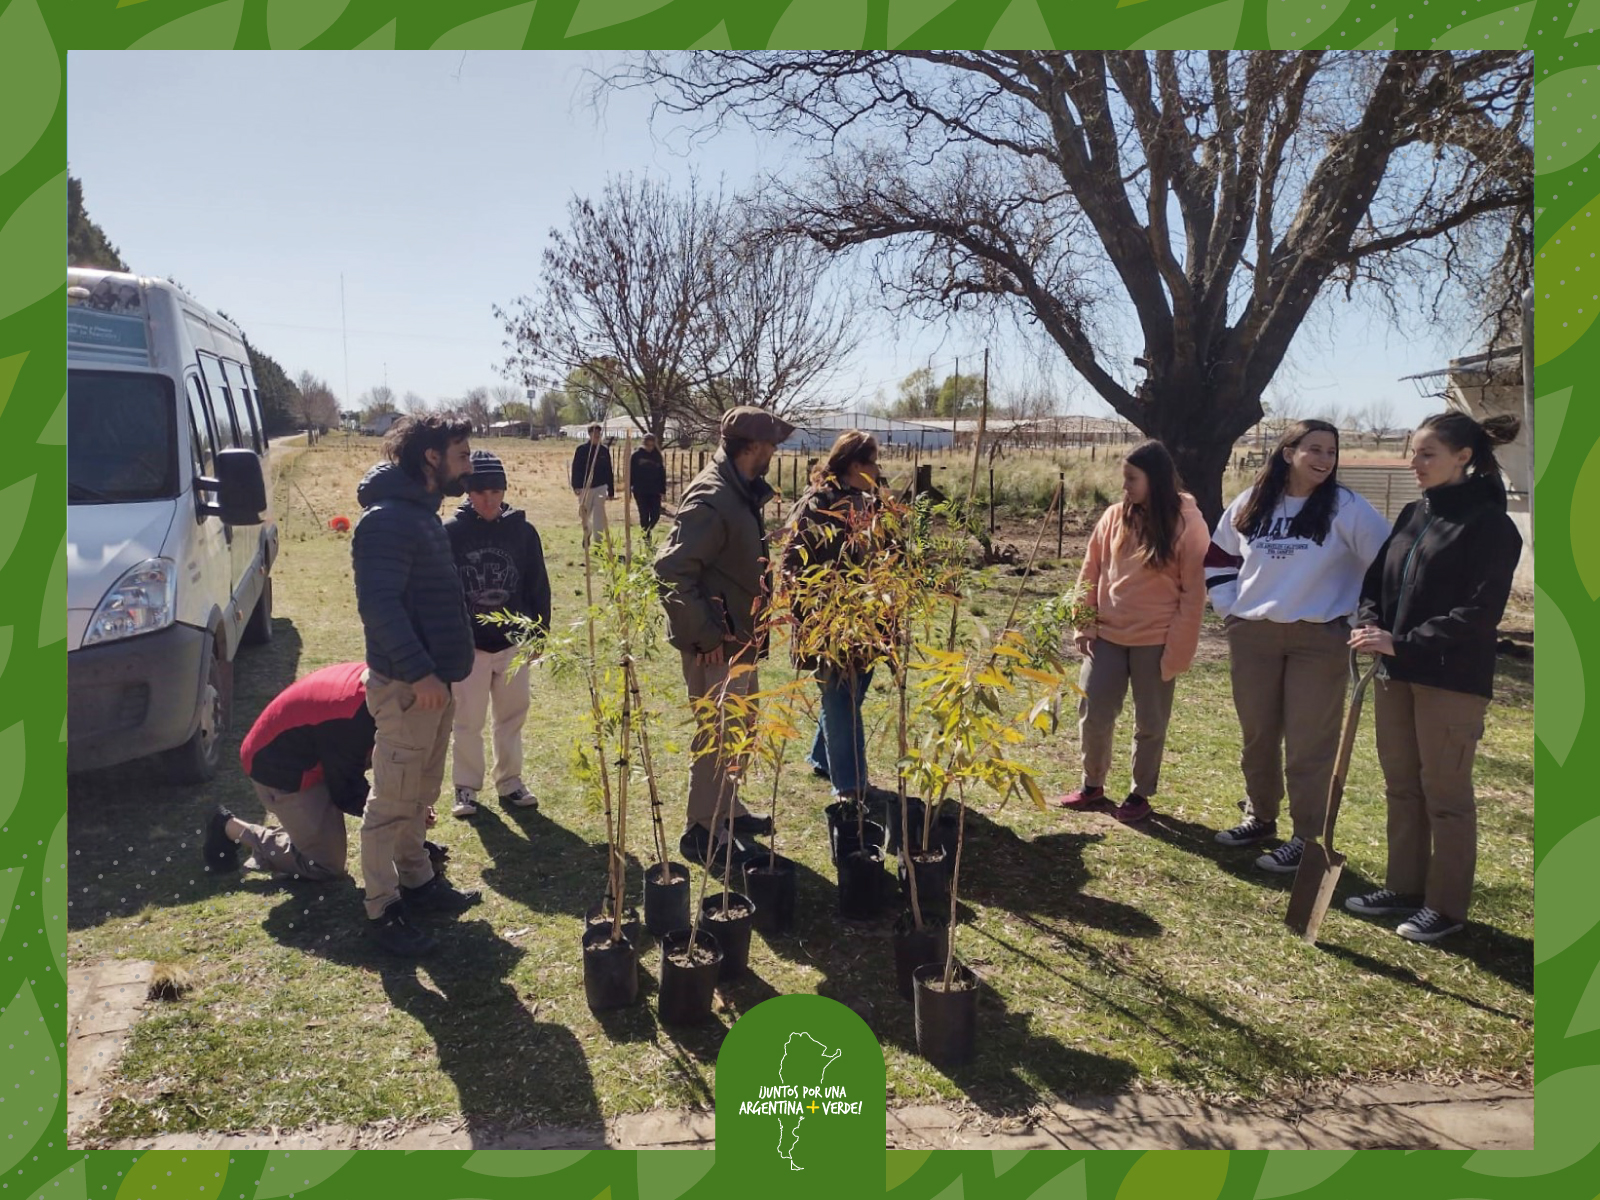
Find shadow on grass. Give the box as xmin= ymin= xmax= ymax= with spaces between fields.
xmin=260 ymin=890 xmax=606 ymax=1141
xmin=68 ymin=618 xmax=306 ymax=932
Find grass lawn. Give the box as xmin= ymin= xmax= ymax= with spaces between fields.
xmin=67 ymin=436 xmax=1533 ymax=1142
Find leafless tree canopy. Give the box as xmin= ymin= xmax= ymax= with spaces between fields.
xmin=292 ymin=370 xmax=340 ymax=431
xmin=495 ymin=172 xmax=863 ymax=441
xmin=460 ymin=385 xmax=493 ymax=433
xmin=606 ymin=50 xmax=1531 ymax=519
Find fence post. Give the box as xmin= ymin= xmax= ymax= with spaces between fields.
xmin=988 ymin=466 xmax=996 ymax=537
xmin=1058 ymin=470 xmax=1065 ymax=558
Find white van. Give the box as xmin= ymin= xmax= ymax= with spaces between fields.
xmin=67 ymin=268 xmax=278 ymax=783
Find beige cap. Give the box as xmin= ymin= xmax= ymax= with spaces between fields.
xmin=720 ymin=405 xmax=796 ymax=445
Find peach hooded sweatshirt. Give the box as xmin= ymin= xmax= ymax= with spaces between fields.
xmin=1074 ymin=493 xmax=1210 ymax=681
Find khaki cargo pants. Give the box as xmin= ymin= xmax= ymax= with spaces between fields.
xmin=680 ymin=647 xmax=760 ymax=832
xmin=360 ymin=669 xmax=453 ymax=919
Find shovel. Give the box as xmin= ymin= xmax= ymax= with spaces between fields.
xmin=1285 ymin=649 xmax=1382 ymax=943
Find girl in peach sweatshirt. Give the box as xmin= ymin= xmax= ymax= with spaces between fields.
xmin=1056 ymin=440 xmax=1210 ymax=823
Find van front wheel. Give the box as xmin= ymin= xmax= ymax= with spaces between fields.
xmin=241 ymin=575 xmax=272 ymax=646
xmin=161 ymin=639 xmax=231 ymax=785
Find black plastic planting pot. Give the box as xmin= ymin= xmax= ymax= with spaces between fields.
xmin=892 ymin=911 xmax=949 ymax=1002
xmin=643 ymin=861 xmax=691 ymax=937
xmin=586 ymin=899 xmax=642 ymax=948
xmin=581 ymin=924 xmax=639 ymax=1011
xmin=699 ymin=891 xmax=756 ymax=980
xmin=913 ymin=960 xmax=978 ymax=1067
xmin=742 ymin=854 xmax=796 ymax=936
xmin=825 ymin=800 xmax=866 ymax=866
xmin=897 ymin=848 xmax=950 ymax=914
xmin=837 ymin=846 xmax=886 ymax=920
xmin=833 ymin=818 xmax=887 ymax=867
xmin=659 ymin=928 xmax=724 ymax=1025
xmin=884 ymin=796 xmax=927 ymax=856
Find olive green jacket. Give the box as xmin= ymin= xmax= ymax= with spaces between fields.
xmin=653 ymin=452 xmax=776 ymax=656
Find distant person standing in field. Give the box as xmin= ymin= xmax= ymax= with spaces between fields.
xmin=630 ymin=433 xmax=668 ymax=541
xmin=445 ymin=449 xmax=551 ymax=818
xmin=654 ymin=406 xmax=795 ymax=865
xmin=352 ymin=415 xmax=483 ymax=956
xmin=571 ymin=423 xmax=615 ymax=548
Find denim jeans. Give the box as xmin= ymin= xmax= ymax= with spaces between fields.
xmin=807 ymin=666 xmax=874 ymax=797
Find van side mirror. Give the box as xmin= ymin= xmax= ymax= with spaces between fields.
xmin=197 ymin=448 xmax=267 ymax=526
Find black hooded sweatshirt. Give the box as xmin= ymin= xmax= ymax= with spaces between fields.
xmin=443 ymin=501 xmax=552 ymax=653
xmin=1357 ymin=472 xmax=1522 ymax=699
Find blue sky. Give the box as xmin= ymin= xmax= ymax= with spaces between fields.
xmin=68 ymin=50 xmax=1473 ymax=425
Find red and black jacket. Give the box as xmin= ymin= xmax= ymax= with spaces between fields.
xmin=239 ymin=662 xmax=376 ymax=816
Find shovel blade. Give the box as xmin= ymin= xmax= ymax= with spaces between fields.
xmin=1285 ymin=840 xmax=1346 ymax=943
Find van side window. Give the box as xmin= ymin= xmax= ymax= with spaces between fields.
xmin=198 ymin=354 xmax=242 ymax=448
xmin=242 ymin=364 xmax=269 ymax=448
xmin=223 ymin=359 xmax=261 ymax=452
xmin=185 ymin=374 xmax=216 ymax=475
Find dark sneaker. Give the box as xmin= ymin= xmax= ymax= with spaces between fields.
xmin=1055 ymin=785 xmax=1109 ymax=811
xmin=424 ymin=840 xmax=450 ymax=870
xmin=203 ymin=807 xmax=239 ymax=873
xmin=1112 ymin=794 xmax=1153 ymax=824
xmin=368 ymin=901 xmax=437 ymax=956
xmin=1345 ymin=888 xmax=1424 ymax=917
xmin=678 ymin=825 xmax=758 ymax=869
xmin=1255 ymin=837 xmax=1305 ymax=874
xmin=400 ymin=873 xmax=483 ymax=915
xmin=731 ymin=812 xmax=773 ymax=837
xmin=1397 ymin=907 xmax=1465 ymax=943
xmin=499 ymin=786 xmax=539 ymax=810
xmin=809 ymin=762 xmax=830 ymax=781
xmin=1215 ymin=814 xmax=1277 ymax=847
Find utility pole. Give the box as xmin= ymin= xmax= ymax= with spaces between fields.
xmin=340 ymin=273 xmax=351 ymax=410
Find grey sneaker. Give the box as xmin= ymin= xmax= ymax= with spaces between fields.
xmin=1397 ymin=907 xmax=1464 ymax=943
xmin=1255 ymin=837 xmax=1305 ymax=874
xmin=499 ymin=785 xmax=538 ymax=810
xmin=1215 ymin=814 xmax=1277 ymax=847
xmin=451 ymin=787 xmax=479 ymax=818
xmin=1345 ymin=888 xmax=1424 ymax=917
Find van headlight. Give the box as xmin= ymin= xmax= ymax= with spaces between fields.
xmin=83 ymin=558 xmax=176 ymax=646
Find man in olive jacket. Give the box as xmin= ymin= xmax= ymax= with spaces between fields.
xmin=351 ymin=415 xmax=483 ymax=956
xmin=654 ymin=406 xmax=796 ymax=864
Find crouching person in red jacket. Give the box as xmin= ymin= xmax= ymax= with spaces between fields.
xmin=202 ymin=661 xmax=447 ymax=881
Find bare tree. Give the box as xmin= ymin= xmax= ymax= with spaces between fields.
xmin=1357 ymin=396 xmax=1398 ymax=449
xmin=461 ymin=385 xmax=493 ymax=433
xmin=489 ymin=383 xmax=523 ymax=420
xmin=611 ymin=51 xmax=1531 ymax=522
xmin=693 ymin=219 xmax=861 ymax=423
xmin=494 ymin=174 xmax=725 ymax=442
xmin=398 ymin=388 xmax=427 ymax=416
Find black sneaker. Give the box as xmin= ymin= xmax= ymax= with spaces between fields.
xmin=1255 ymin=837 xmax=1305 ymax=874
xmin=424 ymin=840 xmax=450 ymax=870
xmin=731 ymin=813 xmax=773 ymax=837
xmin=1344 ymin=888 xmax=1424 ymax=917
xmin=678 ymin=825 xmax=759 ymax=869
xmin=1214 ymin=814 xmax=1276 ymax=847
xmin=400 ymin=873 xmax=483 ymax=915
xmin=203 ymin=807 xmax=239 ymax=874
xmin=1397 ymin=907 xmax=1465 ymax=943
xmin=368 ymin=901 xmax=437 ymax=956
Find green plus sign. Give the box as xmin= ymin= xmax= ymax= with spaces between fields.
xmin=807 ymin=1101 xmax=819 ymax=1113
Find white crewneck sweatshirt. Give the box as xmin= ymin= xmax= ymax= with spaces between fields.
xmin=1208 ymin=484 xmax=1392 ymax=624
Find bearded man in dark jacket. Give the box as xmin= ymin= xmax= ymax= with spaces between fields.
xmin=351 ymin=415 xmax=482 ymax=955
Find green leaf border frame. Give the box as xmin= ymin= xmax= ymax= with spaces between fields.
xmin=1 ymin=1 xmax=1578 ymax=1197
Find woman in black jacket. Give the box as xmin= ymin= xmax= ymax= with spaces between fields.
xmin=1346 ymin=410 xmax=1523 ymax=943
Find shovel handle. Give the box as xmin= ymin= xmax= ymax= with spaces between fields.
xmin=1318 ymin=650 xmax=1382 ymax=853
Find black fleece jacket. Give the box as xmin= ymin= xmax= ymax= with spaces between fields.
xmin=1357 ymin=473 xmax=1522 ymax=699
xmin=443 ymin=501 xmax=552 ymax=652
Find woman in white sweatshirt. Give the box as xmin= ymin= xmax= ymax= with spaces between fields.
xmin=1207 ymin=419 xmax=1392 ymax=873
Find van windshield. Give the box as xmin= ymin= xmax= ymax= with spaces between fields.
xmin=68 ymin=371 xmax=179 ymax=504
